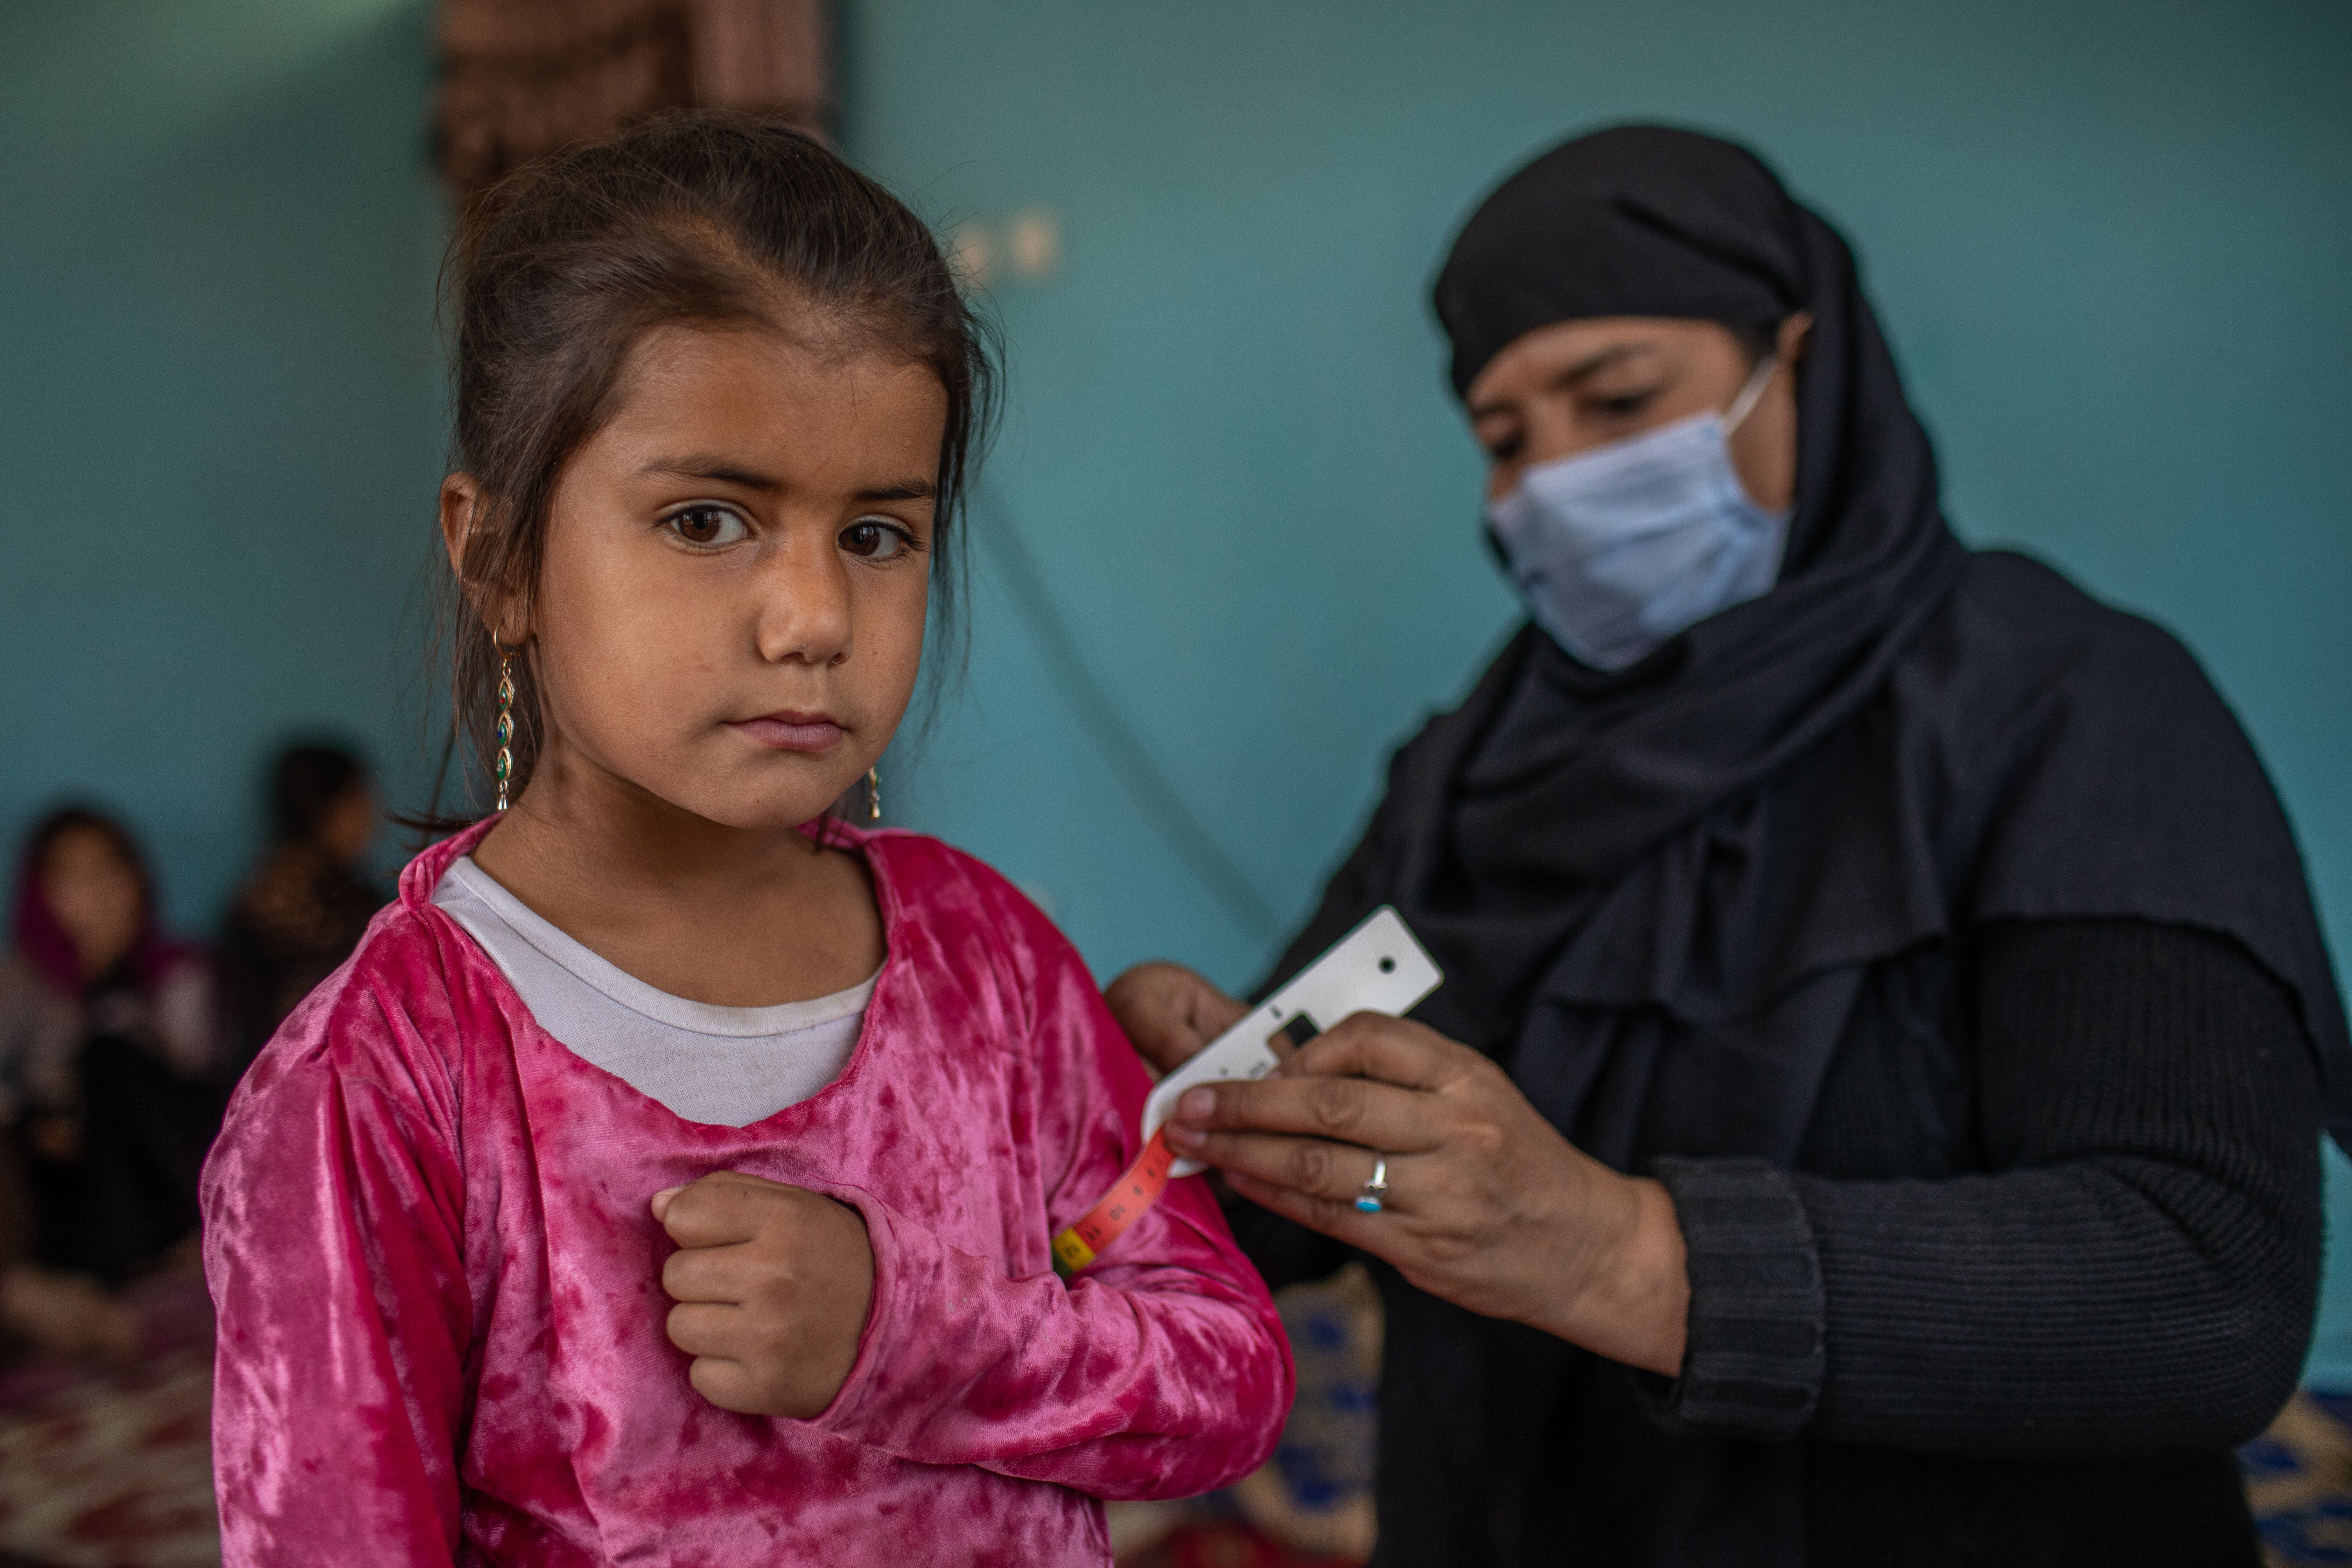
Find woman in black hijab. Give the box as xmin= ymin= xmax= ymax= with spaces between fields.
xmin=1107 ymin=126 xmax=2348 ymax=1567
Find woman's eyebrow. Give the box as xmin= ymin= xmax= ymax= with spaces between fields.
xmin=1548 ymin=343 xmax=1653 ymax=390
xmin=1469 ymin=344 xmax=1658 ymax=420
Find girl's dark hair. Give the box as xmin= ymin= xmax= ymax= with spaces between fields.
xmin=269 ymin=743 xmax=367 ymax=845
xmin=428 ymin=110 xmax=997 ymax=821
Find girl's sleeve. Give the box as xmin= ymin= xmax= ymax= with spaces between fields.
xmin=202 ymin=992 xmax=473 ymax=1567
xmin=808 ymin=875 xmax=1294 ymax=1500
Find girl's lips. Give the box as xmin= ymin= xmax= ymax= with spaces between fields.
xmin=727 ymin=715 xmax=846 ymax=753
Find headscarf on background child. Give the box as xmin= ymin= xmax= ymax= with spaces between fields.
xmin=0 ymin=807 xmax=218 ymax=1298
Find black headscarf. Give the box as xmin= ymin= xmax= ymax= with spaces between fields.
xmin=1273 ymin=125 xmax=2352 ymax=1170
xmin=1258 ymin=123 xmax=2350 ymax=1568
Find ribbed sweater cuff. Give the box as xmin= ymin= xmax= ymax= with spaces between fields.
xmin=1646 ymin=1157 xmax=1826 ymax=1439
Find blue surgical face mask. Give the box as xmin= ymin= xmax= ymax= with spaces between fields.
xmin=1485 ymin=353 xmax=1792 ymax=671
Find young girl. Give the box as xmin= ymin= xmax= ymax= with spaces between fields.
xmin=202 ymin=114 xmax=1291 ymax=1566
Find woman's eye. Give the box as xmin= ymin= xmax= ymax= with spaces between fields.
xmin=1588 ymin=389 xmax=1661 ymax=421
xmin=840 ymin=518 xmax=910 ymax=561
xmin=664 ymin=505 xmax=749 ymax=547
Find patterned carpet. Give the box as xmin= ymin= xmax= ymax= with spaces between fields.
xmin=2248 ymin=1393 xmax=2352 ymax=1566
xmin=0 ymin=1275 xmax=218 ymax=1568
xmin=0 ymin=1265 xmax=2344 ymax=1568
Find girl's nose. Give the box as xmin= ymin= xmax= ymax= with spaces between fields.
xmin=751 ymin=534 xmax=854 ymax=667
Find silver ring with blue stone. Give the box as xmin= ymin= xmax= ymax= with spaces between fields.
xmin=1356 ymin=1153 xmax=1390 ymax=1214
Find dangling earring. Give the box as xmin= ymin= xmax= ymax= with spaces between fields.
xmin=866 ymin=765 xmax=882 ymax=823
xmin=492 ymin=640 xmax=517 ymax=813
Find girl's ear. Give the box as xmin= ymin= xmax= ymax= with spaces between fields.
xmin=440 ymin=472 xmax=528 ymax=643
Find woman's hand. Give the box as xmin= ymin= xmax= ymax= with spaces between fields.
xmin=1162 ymin=1014 xmax=1690 ymax=1377
xmin=1104 ymin=961 xmax=1250 ymax=1076
xmin=651 ymin=1172 xmax=875 ymax=1417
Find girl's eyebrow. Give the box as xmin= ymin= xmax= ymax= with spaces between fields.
xmin=637 ymin=459 xmax=936 ymax=505
xmin=856 ymin=480 xmax=938 ymax=503
xmin=641 ymin=457 xmax=781 ymax=490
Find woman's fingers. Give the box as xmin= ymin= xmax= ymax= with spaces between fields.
xmin=1161 ymin=1013 xmax=1480 ymax=1187
xmin=1220 ymin=1167 xmax=1385 ymax=1245
xmin=1104 ymin=961 xmax=1249 ymax=1075
xmin=1282 ymin=1011 xmax=1481 ymax=1091
xmin=1164 ymin=1124 xmax=1393 ymax=1208
xmin=1160 ymin=1007 xmax=1691 ymax=1376
xmin=1170 ymin=1064 xmax=1445 ymax=1153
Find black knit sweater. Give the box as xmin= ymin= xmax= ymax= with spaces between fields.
xmin=1231 ymin=918 xmax=2323 ymax=1567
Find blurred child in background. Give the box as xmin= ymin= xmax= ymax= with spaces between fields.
xmin=216 ymin=742 xmax=383 ymax=1083
xmin=0 ymin=807 xmax=218 ymax=1360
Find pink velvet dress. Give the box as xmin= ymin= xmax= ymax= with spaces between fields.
xmin=201 ymin=820 xmax=1291 ymax=1566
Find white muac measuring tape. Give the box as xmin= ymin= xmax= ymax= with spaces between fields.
xmin=1051 ymin=906 xmax=1444 ymax=1277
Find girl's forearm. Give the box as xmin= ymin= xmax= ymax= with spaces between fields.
xmin=810 ymin=1191 xmax=1291 ymax=1499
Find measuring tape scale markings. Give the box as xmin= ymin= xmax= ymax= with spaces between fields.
xmin=1051 ymin=1127 xmax=1178 ymax=1277
xmin=1050 ymin=1021 xmax=1334 ymax=1275
xmin=1050 ymin=1018 xmax=1333 ymax=1278
xmin=1050 ymin=907 xmax=1443 ymax=1280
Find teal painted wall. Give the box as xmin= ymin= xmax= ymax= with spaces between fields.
xmin=834 ymin=1 xmax=2352 ymax=1376
xmin=0 ymin=0 xmax=444 ymax=925
xmin=3 ymin=0 xmax=2348 ymax=1379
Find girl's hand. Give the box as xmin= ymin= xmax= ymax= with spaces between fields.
xmin=652 ymin=1173 xmax=875 ymax=1417
xmin=1104 ymin=961 xmax=1251 ymax=1076
xmin=1162 ymin=1014 xmax=1690 ymax=1377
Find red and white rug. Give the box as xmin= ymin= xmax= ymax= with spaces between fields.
xmin=0 ymin=1276 xmax=218 ymax=1568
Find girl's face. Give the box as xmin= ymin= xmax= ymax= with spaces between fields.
xmin=43 ymin=826 xmax=144 ymax=980
xmin=463 ymin=323 xmax=946 ymax=831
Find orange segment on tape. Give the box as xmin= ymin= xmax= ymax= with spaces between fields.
xmin=1052 ymin=1128 xmax=1178 ymax=1276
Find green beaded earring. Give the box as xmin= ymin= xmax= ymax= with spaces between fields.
xmin=492 ymin=642 xmax=517 ymax=812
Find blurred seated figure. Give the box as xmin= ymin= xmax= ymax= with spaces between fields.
xmin=217 ymin=743 xmax=383 ymax=1081
xmin=0 ymin=807 xmax=219 ymax=1358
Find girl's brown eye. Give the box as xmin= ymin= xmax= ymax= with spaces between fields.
xmin=665 ymin=505 xmax=747 ymax=546
xmin=840 ymin=519 xmax=909 ymax=561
